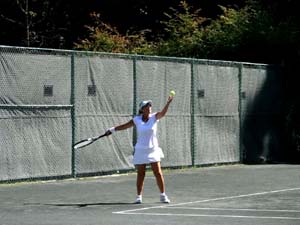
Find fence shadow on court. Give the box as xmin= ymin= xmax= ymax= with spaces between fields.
xmin=24 ymin=202 xmax=134 ymax=208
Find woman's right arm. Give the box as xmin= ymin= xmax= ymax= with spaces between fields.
xmin=105 ymin=119 xmax=134 ymax=135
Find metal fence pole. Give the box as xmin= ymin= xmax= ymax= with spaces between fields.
xmin=132 ymin=56 xmax=137 ymax=151
xmin=238 ymin=63 xmax=244 ymax=163
xmin=70 ymin=52 xmax=76 ymax=178
xmin=190 ymin=60 xmax=195 ymax=167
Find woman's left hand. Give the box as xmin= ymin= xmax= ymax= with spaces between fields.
xmin=167 ymin=95 xmax=174 ymax=103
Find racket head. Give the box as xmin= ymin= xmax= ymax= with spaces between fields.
xmin=73 ymin=138 xmax=94 ymax=149
xmin=73 ymin=134 xmax=107 ymax=149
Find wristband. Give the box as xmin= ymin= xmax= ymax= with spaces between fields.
xmin=109 ymin=127 xmax=116 ymax=133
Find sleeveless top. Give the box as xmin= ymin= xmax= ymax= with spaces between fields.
xmin=132 ymin=113 xmax=164 ymax=164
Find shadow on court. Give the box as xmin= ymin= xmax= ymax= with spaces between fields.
xmin=24 ymin=202 xmax=134 ymax=207
xmin=1 ymin=164 xmax=300 ymax=225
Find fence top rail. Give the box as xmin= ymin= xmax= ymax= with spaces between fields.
xmin=0 ymin=45 xmax=277 ymax=69
xmin=0 ymin=104 xmax=73 ymax=109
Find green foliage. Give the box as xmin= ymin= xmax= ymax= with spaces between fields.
xmin=156 ymin=0 xmax=281 ymax=60
xmin=203 ymin=5 xmax=251 ymax=57
xmin=155 ymin=1 xmax=207 ymax=57
xmin=75 ymin=0 xmax=300 ymax=62
xmin=200 ymin=3 xmax=258 ymax=59
xmin=74 ymin=13 xmax=128 ymax=53
xmin=74 ymin=12 xmax=156 ymax=54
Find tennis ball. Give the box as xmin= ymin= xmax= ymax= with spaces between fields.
xmin=169 ymin=90 xmax=176 ymax=96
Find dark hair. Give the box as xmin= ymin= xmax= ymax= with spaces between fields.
xmin=138 ymin=102 xmax=151 ymax=114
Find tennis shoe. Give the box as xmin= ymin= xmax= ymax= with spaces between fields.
xmin=135 ymin=196 xmax=142 ymax=204
xmin=160 ymin=194 xmax=170 ymax=203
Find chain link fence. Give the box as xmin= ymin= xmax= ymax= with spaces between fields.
xmin=0 ymin=46 xmax=282 ymax=182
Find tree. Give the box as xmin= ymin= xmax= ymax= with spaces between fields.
xmin=75 ymin=1 xmax=209 ymax=56
xmin=0 ymin=0 xmax=84 ymax=48
xmin=155 ymin=1 xmax=207 ymax=57
xmin=0 ymin=0 xmax=36 ymax=46
xmin=74 ymin=1 xmax=281 ymax=62
xmin=74 ymin=12 xmax=156 ymax=54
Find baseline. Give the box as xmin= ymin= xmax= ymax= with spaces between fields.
xmin=113 ymin=187 xmax=300 ymax=220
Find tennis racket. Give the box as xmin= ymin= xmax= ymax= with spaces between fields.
xmin=73 ymin=133 xmax=107 ymax=149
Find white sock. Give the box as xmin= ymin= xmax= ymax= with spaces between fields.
xmin=160 ymin=192 xmax=166 ymax=196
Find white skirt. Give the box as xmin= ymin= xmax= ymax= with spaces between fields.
xmin=133 ymin=146 xmax=164 ymax=165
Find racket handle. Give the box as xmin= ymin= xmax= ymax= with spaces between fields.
xmin=97 ymin=134 xmax=107 ymax=139
xmin=104 ymin=130 xmax=112 ymax=136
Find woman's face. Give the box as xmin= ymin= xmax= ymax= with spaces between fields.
xmin=142 ymin=103 xmax=152 ymax=114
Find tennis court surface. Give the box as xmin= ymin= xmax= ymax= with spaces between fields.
xmin=1 ymin=164 xmax=300 ymax=225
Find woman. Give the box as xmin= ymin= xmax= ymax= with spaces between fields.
xmin=105 ymin=96 xmax=174 ymax=204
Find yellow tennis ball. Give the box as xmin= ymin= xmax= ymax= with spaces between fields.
xmin=169 ymin=90 xmax=176 ymax=96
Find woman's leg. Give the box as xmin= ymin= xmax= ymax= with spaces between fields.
xmin=151 ymin=161 xmax=170 ymax=203
xmin=150 ymin=161 xmax=165 ymax=193
xmin=136 ymin=164 xmax=146 ymax=195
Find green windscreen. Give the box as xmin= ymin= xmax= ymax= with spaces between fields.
xmin=0 ymin=46 xmax=282 ymax=182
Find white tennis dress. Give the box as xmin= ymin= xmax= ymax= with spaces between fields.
xmin=132 ymin=113 xmax=164 ymax=165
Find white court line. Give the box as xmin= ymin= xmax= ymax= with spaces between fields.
xmin=114 ymin=212 xmax=300 ymax=220
xmin=169 ymin=207 xmax=300 ymax=213
xmin=113 ymin=187 xmax=300 ymax=216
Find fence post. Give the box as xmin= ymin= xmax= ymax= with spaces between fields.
xmin=70 ymin=52 xmax=76 ymax=178
xmin=132 ymin=56 xmax=137 ymax=151
xmin=238 ymin=63 xmax=244 ymax=163
xmin=190 ymin=60 xmax=195 ymax=167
